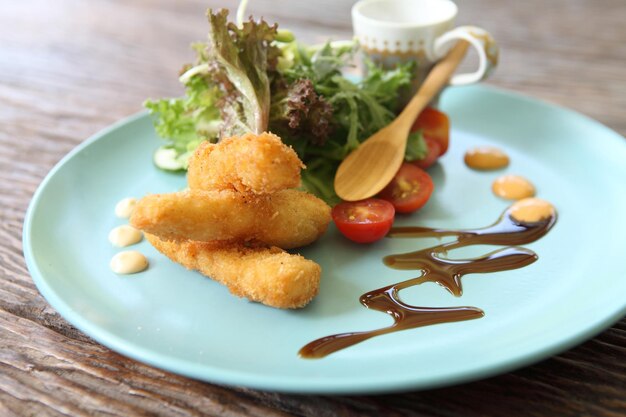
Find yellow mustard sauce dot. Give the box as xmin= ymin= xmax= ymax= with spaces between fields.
xmin=492 ymin=175 xmax=536 ymax=200
xmin=464 ymin=146 xmax=510 ymax=170
xmin=509 ymin=198 xmax=556 ymax=223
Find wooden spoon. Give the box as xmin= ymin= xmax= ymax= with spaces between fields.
xmin=334 ymin=40 xmax=470 ymax=201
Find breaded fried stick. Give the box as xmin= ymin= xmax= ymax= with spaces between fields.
xmin=131 ymin=189 xmax=331 ymax=249
xmin=187 ymin=132 xmax=304 ymax=194
xmin=146 ymin=234 xmax=320 ymax=309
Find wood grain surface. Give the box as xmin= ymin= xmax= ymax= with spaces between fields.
xmin=1 ymin=0 xmax=625 ymax=415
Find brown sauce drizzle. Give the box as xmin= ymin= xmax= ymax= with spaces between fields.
xmin=299 ymin=202 xmax=557 ymax=359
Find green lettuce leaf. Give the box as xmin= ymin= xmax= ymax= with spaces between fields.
xmin=144 ymin=73 xmax=221 ymax=154
xmin=404 ymin=130 xmax=428 ymax=161
xmin=204 ymin=9 xmax=278 ymax=137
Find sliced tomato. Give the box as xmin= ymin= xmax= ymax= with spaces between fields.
xmin=378 ymin=163 xmax=434 ymax=214
xmin=411 ymin=107 xmax=450 ymax=156
xmin=332 ymin=198 xmax=395 ymax=243
xmin=413 ymin=136 xmax=442 ymax=169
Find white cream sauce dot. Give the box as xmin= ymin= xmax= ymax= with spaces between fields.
xmin=110 ymin=250 xmax=148 ymax=274
xmin=115 ymin=197 xmax=137 ymax=218
xmin=108 ymin=225 xmax=143 ymax=247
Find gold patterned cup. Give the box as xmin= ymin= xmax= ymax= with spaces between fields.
xmin=352 ymin=0 xmax=498 ymax=94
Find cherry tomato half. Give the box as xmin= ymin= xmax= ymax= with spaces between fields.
xmin=411 ymin=107 xmax=450 ymax=156
xmin=413 ymin=136 xmax=442 ymax=170
xmin=378 ymin=163 xmax=434 ymax=214
xmin=332 ymin=198 xmax=395 ymax=243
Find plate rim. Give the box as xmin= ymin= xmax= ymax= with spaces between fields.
xmin=22 ymin=85 xmax=626 ymax=394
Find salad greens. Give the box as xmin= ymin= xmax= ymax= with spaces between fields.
xmin=144 ymin=9 xmax=425 ymax=203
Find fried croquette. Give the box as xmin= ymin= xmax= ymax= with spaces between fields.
xmin=146 ymin=234 xmax=320 ymax=309
xmin=187 ymin=132 xmax=304 ymax=194
xmin=131 ymin=189 xmax=331 ymax=249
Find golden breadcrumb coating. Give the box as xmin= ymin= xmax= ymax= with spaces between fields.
xmin=131 ymin=189 xmax=331 ymax=250
xmin=146 ymin=234 xmax=320 ymax=309
xmin=139 ymin=132 xmax=329 ymax=308
xmin=187 ymin=132 xmax=304 ymax=194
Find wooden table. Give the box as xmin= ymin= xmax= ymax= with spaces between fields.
xmin=2 ymin=0 xmax=625 ymax=415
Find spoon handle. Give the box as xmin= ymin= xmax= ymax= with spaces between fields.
xmin=396 ymin=40 xmax=470 ymax=129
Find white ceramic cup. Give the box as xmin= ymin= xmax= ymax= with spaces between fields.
xmin=352 ymin=0 xmax=498 ymax=89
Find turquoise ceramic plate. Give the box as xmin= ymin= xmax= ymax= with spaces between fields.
xmin=24 ymin=86 xmax=626 ymax=394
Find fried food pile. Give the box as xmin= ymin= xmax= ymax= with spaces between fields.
xmin=130 ymin=132 xmax=332 ymax=309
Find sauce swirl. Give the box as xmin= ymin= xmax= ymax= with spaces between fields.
xmin=299 ymin=200 xmax=557 ymax=359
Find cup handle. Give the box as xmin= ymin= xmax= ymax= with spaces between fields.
xmin=433 ymin=26 xmax=499 ymax=86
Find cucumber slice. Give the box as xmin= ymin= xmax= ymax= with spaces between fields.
xmin=153 ymin=147 xmax=185 ymax=171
